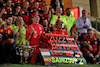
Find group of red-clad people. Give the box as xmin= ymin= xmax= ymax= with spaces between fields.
xmin=0 ymin=0 xmax=100 ymax=64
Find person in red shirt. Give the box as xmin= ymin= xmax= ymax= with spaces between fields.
xmin=29 ymin=2 xmax=40 ymax=24
xmin=22 ymin=1 xmax=29 ymax=27
xmin=26 ymin=12 xmax=48 ymax=64
xmin=0 ymin=0 xmax=13 ymax=20
xmin=41 ymin=18 xmax=51 ymax=33
xmin=70 ymin=25 xmax=82 ymax=49
xmin=82 ymin=29 xmax=100 ymax=64
xmin=52 ymin=19 xmax=68 ymax=35
xmin=28 ymin=0 xmax=36 ymax=8
xmin=40 ymin=4 xmax=51 ymax=24
xmin=0 ymin=15 xmax=15 ymax=63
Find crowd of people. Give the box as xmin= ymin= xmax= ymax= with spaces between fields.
xmin=0 ymin=0 xmax=100 ymax=64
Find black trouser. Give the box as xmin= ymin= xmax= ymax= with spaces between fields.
xmin=78 ymin=33 xmax=87 ymax=41
xmin=0 ymin=42 xmax=16 ymax=64
xmin=0 ymin=42 xmax=5 ymax=64
xmin=83 ymin=52 xmax=100 ymax=64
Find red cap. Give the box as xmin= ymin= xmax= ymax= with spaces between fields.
xmin=32 ymin=12 xmax=39 ymax=17
xmin=56 ymin=19 xmax=63 ymax=24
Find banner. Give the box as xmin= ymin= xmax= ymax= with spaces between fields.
xmin=39 ymin=33 xmax=87 ymax=65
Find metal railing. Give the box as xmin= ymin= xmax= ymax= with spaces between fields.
xmin=88 ymin=13 xmax=100 ymax=29
xmin=88 ymin=13 xmax=100 ymax=37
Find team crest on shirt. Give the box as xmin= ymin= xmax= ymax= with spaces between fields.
xmin=39 ymin=27 xmax=41 ymax=30
xmin=34 ymin=31 xmax=37 ymax=34
xmin=31 ymin=10 xmax=33 ymax=12
xmin=3 ymin=3 xmax=6 ymax=6
xmin=88 ymin=41 xmax=90 ymax=43
xmin=94 ymin=38 xmax=97 ymax=40
xmin=43 ymin=31 xmax=45 ymax=34
xmin=18 ymin=1 xmax=20 ymax=3
xmin=4 ymin=11 xmax=7 ymax=14
xmin=12 ymin=3 xmax=15 ymax=5
xmin=8 ymin=30 xmax=11 ymax=34
xmin=0 ymin=29 xmax=3 ymax=32
xmin=77 ymin=41 xmax=80 ymax=44
xmin=22 ymin=11 xmax=25 ymax=14
xmin=9 ymin=8 xmax=12 ymax=11
xmin=62 ymin=32 xmax=65 ymax=35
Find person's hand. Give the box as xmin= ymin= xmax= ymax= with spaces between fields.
xmin=1 ymin=9 xmax=5 ymax=14
xmin=95 ymin=54 xmax=99 ymax=58
xmin=85 ymin=25 xmax=89 ymax=29
xmin=93 ymin=30 xmax=97 ymax=33
xmin=30 ymin=27 xmax=34 ymax=34
xmin=16 ymin=32 xmax=20 ymax=37
xmin=88 ymin=53 xmax=94 ymax=58
xmin=83 ymin=25 xmax=89 ymax=29
xmin=56 ymin=13 xmax=61 ymax=18
xmin=88 ymin=44 xmax=93 ymax=51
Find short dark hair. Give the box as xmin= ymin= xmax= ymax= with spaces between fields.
xmin=66 ymin=8 xmax=71 ymax=11
xmin=82 ymin=9 xmax=88 ymax=13
xmin=5 ymin=15 xmax=12 ymax=19
xmin=43 ymin=4 xmax=49 ymax=7
xmin=87 ymin=29 xmax=92 ymax=32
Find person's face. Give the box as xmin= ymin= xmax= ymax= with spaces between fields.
xmin=6 ymin=17 xmax=13 ymax=25
xmin=30 ymin=0 xmax=34 ymax=3
xmin=6 ymin=0 xmax=12 ymax=7
xmin=22 ymin=0 xmax=26 ymax=3
xmin=66 ymin=9 xmax=71 ymax=16
xmin=16 ymin=6 xmax=21 ymax=13
xmin=82 ymin=11 xmax=87 ymax=18
xmin=34 ymin=2 xmax=39 ymax=9
xmin=44 ymin=5 xmax=49 ymax=12
xmin=12 ymin=15 xmax=17 ymax=23
xmin=57 ymin=8 xmax=62 ymax=14
xmin=43 ymin=19 xmax=48 ymax=27
xmin=72 ymin=28 xmax=77 ymax=32
xmin=23 ymin=2 xmax=29 ymax=9
xmin=32 ymin=15 xmax=40 ymax=23
xmin=50 ymin=8 xmax=54 ymax=14
xmin=56 ymin=23 xmax=62 ymax=29
xmin=16 ymin=16 xmax=24 ymax=25
xmin=87 ymin=30 xmax=94 ymax=39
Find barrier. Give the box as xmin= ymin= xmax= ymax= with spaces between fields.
xmin=39 ymin=33 xmax=87 ymax=65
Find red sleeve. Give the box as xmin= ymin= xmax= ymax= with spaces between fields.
xmin=65 ymin=30 xmax=68 ymax=35
xmin=52 ymin=31 xmax=56 ymax=34
xmin=82 ymin=47 xmax=89 ymax=53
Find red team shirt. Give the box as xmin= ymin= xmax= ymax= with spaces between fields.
xmin=0 ymin=25 xmax=14 ymax=44
xmin=22 ymin=9 xmax=29 ymax=26
xmin=52 ymin=29 xmax=68 ymax=35
xmin=1 ymin=7 xmax=13 ymax=20
xmin=26 ymin=22 xmax=48 ymax=64
xmin=83 ymin=35 xmax=100 ymax=54
xmin=26 ymin=23 xmax=45 ymax=46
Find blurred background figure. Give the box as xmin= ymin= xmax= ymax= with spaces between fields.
xmin=50 ymin=0 xmax=64 ymax=11
xmin=63 ymin=8 xmax=76 ymax=35
xmin=50 ymin=7 xmax=67 ymax=31
xmin=13 ymin=5 xmax=22 ymax=16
